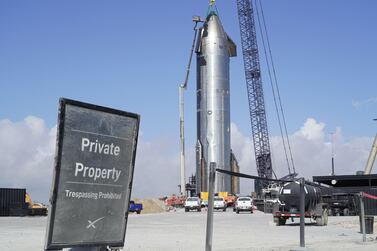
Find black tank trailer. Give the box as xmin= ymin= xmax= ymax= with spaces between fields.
xmin=273 ymin=181 xmax=330 ymax=226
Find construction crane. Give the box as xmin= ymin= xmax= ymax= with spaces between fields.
xmin=236 ymin=0 xmax=272 ymax=194
xmin=179 ymin=17 xmax=203 ymax=195
xmin=236 ymin=0 xmax=296 ymax=194
xmin=364 ymin=119 xmax=377 ymax=175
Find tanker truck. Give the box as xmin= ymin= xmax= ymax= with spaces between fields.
xmin=273 ymin=181 xmax=329 ymax=226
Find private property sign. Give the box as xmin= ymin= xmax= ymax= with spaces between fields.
xmin=45 ymin=98 xmax=140 ymax=250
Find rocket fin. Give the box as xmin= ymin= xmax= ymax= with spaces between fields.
xmin=226 ymin=33 xmax=237 ymax=57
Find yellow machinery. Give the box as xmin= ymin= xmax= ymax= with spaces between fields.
xmin=201 ymin=192 xmax=208 ymax=201
xmin=25 ymin=193 xmax=48 ymax=216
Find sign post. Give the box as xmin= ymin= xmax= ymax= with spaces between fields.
xmin=205 ymin=162 xmax=216 ymax=251
xmin=45 ymin=98 xmax=140 ymax=250
xmin=299 ymin=178 xmax=305 ymax=248
xmin=359 ymin=193 xmax=366 ymax=242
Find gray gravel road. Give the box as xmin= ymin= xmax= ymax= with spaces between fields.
xmin=1 ymin=209 xmax=377 ymax=251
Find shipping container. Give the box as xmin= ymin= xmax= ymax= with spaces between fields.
xmin=0 ymin=188 xmax=28 ymax=217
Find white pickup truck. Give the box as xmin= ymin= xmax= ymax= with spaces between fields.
xmin=213 ymin=197 xmax=226 ymax=211
xmin=235 ymin=197 xmax=253 ymax=214
xmin=185 ymin=197 xmax=201 ymax=212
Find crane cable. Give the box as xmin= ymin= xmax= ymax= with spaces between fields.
xmin=258 ymin=0 xmax=296 ymax=175
xmin=254 ymin=0 xmax=296 ymax=175
xmin=207 ymin=0 xmax=219 ymax=16
xmin=254 ymin=0 xmax=291 ymax=175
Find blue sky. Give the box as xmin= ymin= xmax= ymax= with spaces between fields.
xmin=1 ymin=1 xmax=376 ymax=139
xmin=1 ymin=1 xmax=377 ymax=201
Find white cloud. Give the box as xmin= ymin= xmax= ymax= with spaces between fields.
xmin=0 ymin=116 xmax=56 ymax=203
xmin=230 ymin=118 xmax=374 ymax=194
xmin=352 ymin=97 xmax=377 ymax=108
xmin=0 ymin=116 xmax=188 ymax=201
xmin=0 ymin=116 xmax=374 ymax=202
xmin=132 ymin=137 xmax=180 ymax=198
xmin=132 ymin=135 xmax=197 ymax=198
xmin=230 ymin=123 xmax=256 ymax=193
xmin=293 ymin=118 xmax=325 ymax=141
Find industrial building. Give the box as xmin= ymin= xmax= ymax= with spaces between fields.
xmin=313 ymin=174 xmax=377 ymax=215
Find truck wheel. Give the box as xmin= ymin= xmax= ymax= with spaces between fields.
xmin=316 ymin=217 xmax=323 ymax=226
xmin=343 ymin=208 xmax=349 ymax=216
xmin=279 ymin=218 xmax=286 ymax=225
xmin=275 ymin=217 xmax=286 ymax=226
xmin=136 ymin=211 xmax=141 ymax=215
xmin=317 ymin=209 xmax=328 ymax=226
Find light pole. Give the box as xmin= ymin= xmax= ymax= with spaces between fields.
xmin=330 ymin=132 xmax=335 ymax=175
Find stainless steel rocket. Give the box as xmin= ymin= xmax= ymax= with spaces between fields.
xmin=195 ymin=12 xmax=236 ymax=193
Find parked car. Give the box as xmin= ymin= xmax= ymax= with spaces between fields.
xmin=213 ymin=197 xmax=226 ymax=211
xmin=235 ymin=197 xmax=253 ymax=214
xmin=185 ymin=197 xmax=201 ymax=212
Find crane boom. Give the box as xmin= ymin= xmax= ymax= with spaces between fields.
xmin=236 ymin=0 xmax=273 ymax=194
xmin=364 ymin=133 xmax=377 ymax=175
xmin=179 ymin=17 xmax=203 ymax=195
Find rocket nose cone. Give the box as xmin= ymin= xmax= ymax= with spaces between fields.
xmin=205 ymin=12 xmax=226 ymax=38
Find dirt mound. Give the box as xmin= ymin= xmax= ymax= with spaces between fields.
xmin=134 ymin=198 xmax=166 ymax=214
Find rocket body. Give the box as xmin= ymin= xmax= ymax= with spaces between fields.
xmin=196 ymin=12 xmax=236 ymax=193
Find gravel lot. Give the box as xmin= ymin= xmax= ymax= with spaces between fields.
xmin=1 ymin=209 xmax=377 ymax=251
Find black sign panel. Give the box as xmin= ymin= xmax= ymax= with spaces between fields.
xmin=45 ymin=98 xmax=140 ymax=250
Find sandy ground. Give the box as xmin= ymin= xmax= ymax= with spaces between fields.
xmin=133 ymin=198 xmax=166 ymax=214
xmin=1 ymin=210 xmax=377 ymax=251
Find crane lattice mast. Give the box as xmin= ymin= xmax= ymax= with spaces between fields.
xmin=236 ymin=0 xmax=273 ymax=194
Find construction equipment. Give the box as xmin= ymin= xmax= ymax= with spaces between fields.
xmin=25 ymin=193 xmax=48 ymax=216
xmin=364 ymin=132 xmax=377 ymax=175
xmin=274 ymin=182 xmax=328 ymax=226
xmin=179 ymin=16 xmax=204 ymax=195
xmin=236 ymin=0 xmax=272 ymax=194
xmin=164 ymin=194 xmax=186 ymax=208
xmin=236 ymin=0 xmax=296 ymax=194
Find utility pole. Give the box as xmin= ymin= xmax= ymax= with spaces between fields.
xmin=205 ymin=163 xmax=216 ymax=251
xmin=299 ymin=178 xmax=305 ymax=248
xmin=330 ymin=132 xmax=335 ymax=175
